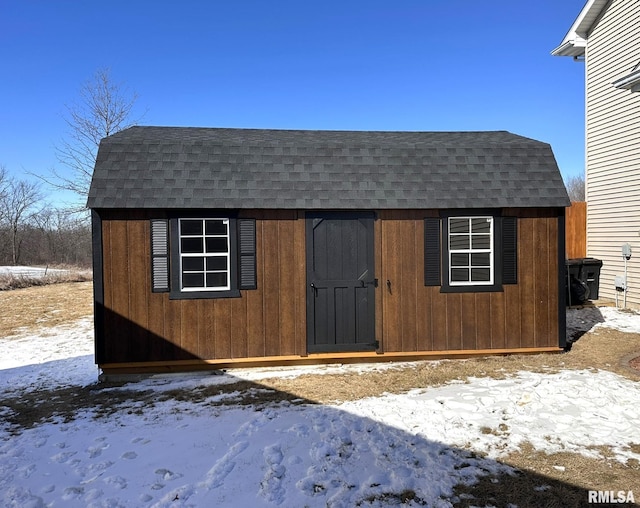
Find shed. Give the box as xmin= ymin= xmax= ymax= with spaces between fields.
xmin=87 ymin=127 xmax=570 ymax=375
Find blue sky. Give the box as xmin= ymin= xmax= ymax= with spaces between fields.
xmin=2 ymin=1 xmax=585 ymax=206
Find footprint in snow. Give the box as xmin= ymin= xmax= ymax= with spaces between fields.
xmin=201 ymin=440 xmax=249 ymax=490
xmin=51 ymin=451 xmax=76 ymax=463
xmin=87 ymin=442 xmax=109 ymax=458
xmin=121 ymin=451 xmax=137 ymax=460
xmin=155 ymin=468 xmax=183 ymax=481
xmin=62 ymin=486 xmax=84 ymax=500
xmin=103 ymin=475 xmax=127 ymax=490
xmin=19 ymin=464 xmax=36 ymax=479
xmin=260 ymin=444 xmax=287 ymax=505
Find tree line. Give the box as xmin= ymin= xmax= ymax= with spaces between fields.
xmin=0 ymin=166 xmax=92 ymax=267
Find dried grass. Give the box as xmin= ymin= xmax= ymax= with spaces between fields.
xmin=453 ymin=444 xmax=640 ymax=507
xmin=0 ymin=280 xmax=93 ymax=337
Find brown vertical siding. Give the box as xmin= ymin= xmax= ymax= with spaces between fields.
xmin=565 ymin=202 xmax=586 ymax=259
xmin=378 ymin=209 xmax=562 ymax=354
xmin=98 ymin=208 xmax=563 ymax=367
xmin=100 ymin=210 xmax=307 ymax=364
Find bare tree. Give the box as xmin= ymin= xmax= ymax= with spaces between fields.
xmin=44 ymin=68 xmax=143 ymax=202
xmin=564 ymin=173 xmax=586 ymax=202
xmin=0 ymin=165 xmax=8 ymax=223
xmin=0 ymin=179 xmax=43 ymax=265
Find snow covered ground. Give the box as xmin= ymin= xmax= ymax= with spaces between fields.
xmin=1 ymin=307 xmax=639 ymax=507
xmin=0 ymin=266 xmax=74 ymax=279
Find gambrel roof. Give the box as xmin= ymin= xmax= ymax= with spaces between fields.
xmin=87 ymin=126 xmax=570 ymax=209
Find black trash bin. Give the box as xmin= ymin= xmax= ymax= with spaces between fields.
xmin=581 ymin=258 xmax=603 ymax=300
xmin=565 ymin=258 xmax=603 ymax=305
xmin=566 ymin=259 xmax=589 ymax=305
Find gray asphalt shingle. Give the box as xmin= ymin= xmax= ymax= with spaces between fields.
xmin=87 ymin=127 xmax=570 ymax=209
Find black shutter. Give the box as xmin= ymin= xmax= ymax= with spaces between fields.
xmin=502 ymin=217 xmax=518 ymax=285
xmin=150 ymin=219 xmax=170 ymax=292
xmin=424 ymin=218 xmax=441 ymax=286
xmin=238 ymin=219 xmax=257 ymax=290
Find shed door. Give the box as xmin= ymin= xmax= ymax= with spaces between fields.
xmin=306 ymin=212 xmax=376 ymax=353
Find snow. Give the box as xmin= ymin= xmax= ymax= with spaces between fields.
xmin=1 ymin=306 xmax=640 ymax=507
xmin=0 ymin=266 xmax=74 ymax=279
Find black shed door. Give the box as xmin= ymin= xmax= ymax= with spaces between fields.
xmin=306 ymin=212 xmax=376 ymax=353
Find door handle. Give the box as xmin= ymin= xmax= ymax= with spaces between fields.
xmin=310 ymin=282 xmax=317 ymax=296
xmin=386 ymin=279 xmax=392 ymax=292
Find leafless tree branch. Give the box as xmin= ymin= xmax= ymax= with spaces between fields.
xmin=564 ymin=174 xmax=586 ymax=202
xmin=40 ymin=68 xmax=144 ymax=202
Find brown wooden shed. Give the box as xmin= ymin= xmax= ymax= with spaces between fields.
xmin=87 ymin=127 xmax=571 ymax=375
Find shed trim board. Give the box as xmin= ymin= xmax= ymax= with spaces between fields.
xmin=99 ymin=347 xmax=564 ymax=377
xmin=88 ymin=127 xmax=570 ymax=373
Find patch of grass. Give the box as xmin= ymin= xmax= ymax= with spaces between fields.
xmin=0 ymin=280 xmax=93 ymax=337
xmin=358 ymin=489 xmax=426 ymax=506
xmin=453 ymin=443 xmax=640 ymax=507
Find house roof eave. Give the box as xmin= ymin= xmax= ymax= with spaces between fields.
xmin=551 ymin=0 xmax=610 ymax=57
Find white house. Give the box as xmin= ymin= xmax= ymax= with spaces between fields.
xmin=553 ymin=0 xmax=640 ymax=308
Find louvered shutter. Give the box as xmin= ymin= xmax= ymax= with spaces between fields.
xmin=501 ymin=217 xmax=518 ymax=285
xmin=424 ymin=218 xmax=441 ymax=286
xmin=238 ymin=219 xmax=257 ymax=290
xmin=150 ymin=219 xmax=170 ymax=292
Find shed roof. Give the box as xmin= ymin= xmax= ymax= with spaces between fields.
xmin=87 ymin=126 xmax=570 ymax=210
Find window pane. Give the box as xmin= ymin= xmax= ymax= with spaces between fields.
xmin=449 ymin=219 xmax=469 ymax=234
xmin=206 ymin=237 xmax=228 ymax=253
xmin=181 ymin=237 xmax=203 ymax=253
xmin=450 ymin=235 xmax=469 ymax=250
xmin=206 ymin=256 xmax=228 ymax=271
xmin=471 ymin=218 xmax=491 ymax=233
xmin=206 ymin=272 xmax=228 ymax=288
xmin=451 ymin=268 xmax=469 ymax=282
xmin=183 ymin=257 xmax=204 ymax=271
xmin=471 ymin=253 xmax=490 ymax=266
xmin=183 ymin=273 xmax=204 ymax=288
xmin=451 ymin=253 xmax=469 ymax=267
xmin=205 ymin=220 xmax=227 ymax=236
xmin=472 ymin=235 xmax=491 ymax=249
xmin=471 ymin=268 xmax=491 ymax=282
xmin=181 ymin=219 xmax=203 ymax=236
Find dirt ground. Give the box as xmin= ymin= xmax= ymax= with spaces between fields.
xmin=1 ymin=281 xmax=639 ymax=506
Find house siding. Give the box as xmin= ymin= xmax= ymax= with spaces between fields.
xmin=586 ymin=0 xmax=640 ymax=307
xmin=96 ymin=208 xmax=564 ymax=369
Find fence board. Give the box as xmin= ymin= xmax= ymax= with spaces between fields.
xmin=566 ymin=202 xmax=586 ymax=258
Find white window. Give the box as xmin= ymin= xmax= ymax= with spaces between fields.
xmin=448 ymin=217 xmax=493 ymax=285
xmin=178 ymin=218 xmax=230 ymax=291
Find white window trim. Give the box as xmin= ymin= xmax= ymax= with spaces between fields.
xmin=448 ymin=216 xmax=494 ymax=286
xmin=179 ymin=218 xmax=231 ymax=292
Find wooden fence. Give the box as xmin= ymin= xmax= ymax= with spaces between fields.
xmin=566 ymin=202 xmax=586 ymax=259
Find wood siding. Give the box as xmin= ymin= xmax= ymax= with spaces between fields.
xmin=379 ymin=210 xmax=562 ymax=353
xmin=100 ymin=210 xmax=307 ymax=364
xmin=97 ymin=208 xmax=564 ymax=367
xmin=566 ymin=202 xmax=586 ymax=259
xmin=586 ymin=0 xmax=640 ymax=306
